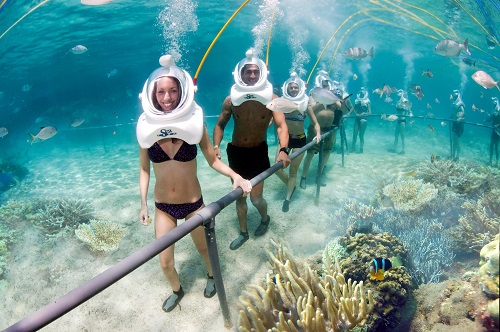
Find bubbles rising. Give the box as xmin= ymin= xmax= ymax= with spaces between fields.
xmin=157 ymin=0 xmax=199 ymax=66
xmin=252 ymin=0 xmax=282 ymax=56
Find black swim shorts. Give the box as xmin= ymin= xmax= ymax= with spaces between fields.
xmin=227 ymin=141 xmax=271 ymax=180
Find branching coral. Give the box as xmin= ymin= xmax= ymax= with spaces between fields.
xmin=237 ymin=240 xmax=374 ymax=332
xmin=415 ymin=159 xmax=491 ymax=195
xmin=29 ymin=198 xmax=95 ymax=237
xmin=457 ymin=192 xmax=500 ymax=253
xmin=75 ymin=219 xmax=126 ymax=253
xmin=398 ymin=219 xmax=455 ymax=284
xmin=344 ymin=199 xmax=376 ymax=220
xmin=382 ymin=179 xmax=438 ymax=212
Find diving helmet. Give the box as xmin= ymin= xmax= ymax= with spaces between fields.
xmin=282 ymin=72 xmax=306 ymax=101
xmin=136 ymin=55 xmax=203 ymax=148
xmin=233 ymin=49 xmax=268 ymax=90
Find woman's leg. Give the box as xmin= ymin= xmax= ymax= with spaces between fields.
xmin=155 ymin=210 xmax=180 ymax=291
xmin=359 ymin=119 xmax=368 ymax=152
xmin=188 ymin=208 xmax=213 ymax=276
xmin=287 ymin=152 xmax=304 ymax=200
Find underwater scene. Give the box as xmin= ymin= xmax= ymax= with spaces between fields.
xmin=0 ymin=0 xmax=499 ymax=331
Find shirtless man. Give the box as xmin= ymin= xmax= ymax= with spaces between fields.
xmin=300 ymin=77 xmax=342 ymax=189
xmin=213 ymin=50 xmax=290 ymax=250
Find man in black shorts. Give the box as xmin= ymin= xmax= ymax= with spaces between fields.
xmin=213 ymin=50 xmax=290 ymax=250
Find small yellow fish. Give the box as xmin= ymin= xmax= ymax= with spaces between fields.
xmin=405 ymin=171 xmax=417 ymax=177
xmin=472 ymin=104 xmax=479 ymax=111
xmin=353 ymin=74 xmax=358 ymax=80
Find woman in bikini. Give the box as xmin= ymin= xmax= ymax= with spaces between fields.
xmin=275 ymin=73 xmax=320 ymax=212
xmin=137 ymin=55 xmax=251 ymax=313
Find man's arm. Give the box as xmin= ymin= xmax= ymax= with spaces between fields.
xmin=213 ymin=96 xmax=233 ymax=159
xmin=273 ymin=110 xmax=291 ymax=168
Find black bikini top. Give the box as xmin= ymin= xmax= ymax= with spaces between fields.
xmin=148 ymin=140 xmax=197 ymax=163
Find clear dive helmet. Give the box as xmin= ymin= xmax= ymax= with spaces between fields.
xmin=140 ymin=55 xmax=196 ymax=120
xmin=233 ymin=49 xmax=268 ymax=90
xmin=282 ymin=72 xmax=306 ymax=100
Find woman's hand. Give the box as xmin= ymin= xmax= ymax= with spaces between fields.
xmin=139 ymin=206 xmax=150 ymax=226
xmin=232 ymin=176 xmax=252 ymax=196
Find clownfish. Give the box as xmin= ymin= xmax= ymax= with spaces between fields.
xmin=369 ymin=257 xmax=402 ymax=281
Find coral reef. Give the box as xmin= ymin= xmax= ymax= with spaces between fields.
xmin=326 ymin=233 xmax=413 ymax=331
xmin=237 ymin=240 xmax=374 ymax=332
xmin=75 ymin=219 xmax=126 ymax=253
xmin=479 ymin=234 xmax=499 ymax=326
xmin=456 ymin=191 xmax=500 ymax=253
xmin=28 ymin=198 xmax=95 ymax=238
xmin=410 ymin=276 xmax=496 ymax=332
xmin=415 ymin=159 xmax=492 ymax=195
xmin=398 ymin=218 xmax=455 ymax=285
xmin=381 ymin=178 xmax=438 ymax=212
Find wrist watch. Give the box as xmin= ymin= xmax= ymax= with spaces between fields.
xmin=279 ymin=147 xmax=290 ymax=155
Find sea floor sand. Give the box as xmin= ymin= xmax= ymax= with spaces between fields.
xmin=0 ymin=122 xmax=494 ymax=331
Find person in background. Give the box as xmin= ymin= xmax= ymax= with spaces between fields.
xmin=350 ymin=87 xmax=372 ymax=153
xmin=275 ymin=72 xmax=321 ymax=212
xmin=450 ymin=89 xmax=465 ymax=161
xmin=136 ymin=55 xmax=251 ymax=312
xmin=300 ymin=72 xmax=341 ymax=188
xmin=213 ymin=49 xmax=290 ymax=250
xmin=486 ymin=97 xmax=500 ymax=167
xmin=391 ymin=90 xmax=412 ymax=155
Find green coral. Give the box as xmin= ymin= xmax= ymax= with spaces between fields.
xmin=75 ymin=219 xmax=126 ymax=253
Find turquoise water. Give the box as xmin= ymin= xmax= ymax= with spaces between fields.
xmin=0 ymin=0 xmax=499 ymax=331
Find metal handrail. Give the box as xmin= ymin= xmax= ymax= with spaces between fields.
xmin=3 ymin=130 xmax=334 ymax=332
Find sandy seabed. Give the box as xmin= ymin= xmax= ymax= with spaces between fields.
xmin=0 ymin=120 xmax=494 ymax=332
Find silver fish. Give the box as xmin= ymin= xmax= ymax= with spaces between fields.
xmin=69 ymin=45 xmax=88 ymax=55
xmin=471 ymin=70 xmax=499 ymax=90
xmin=29 ymin=126 xmax=58 ymax=144
xmin=342 ymin=47 xmax=374 ymax=60
xmin=0 ymin=127 xmax=8 ymax=138
xmin=70 ymin=118 xmax=85 ymax=127
xmin=266 ymin=98 xmax=299 ymax=114
xmin=434 ymin=38 xmax=470 ymax=57
xmin=310 ymin=87 xmax=344 ymax=105
xmin=381 ymin=114 xmax=398 ymax=121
